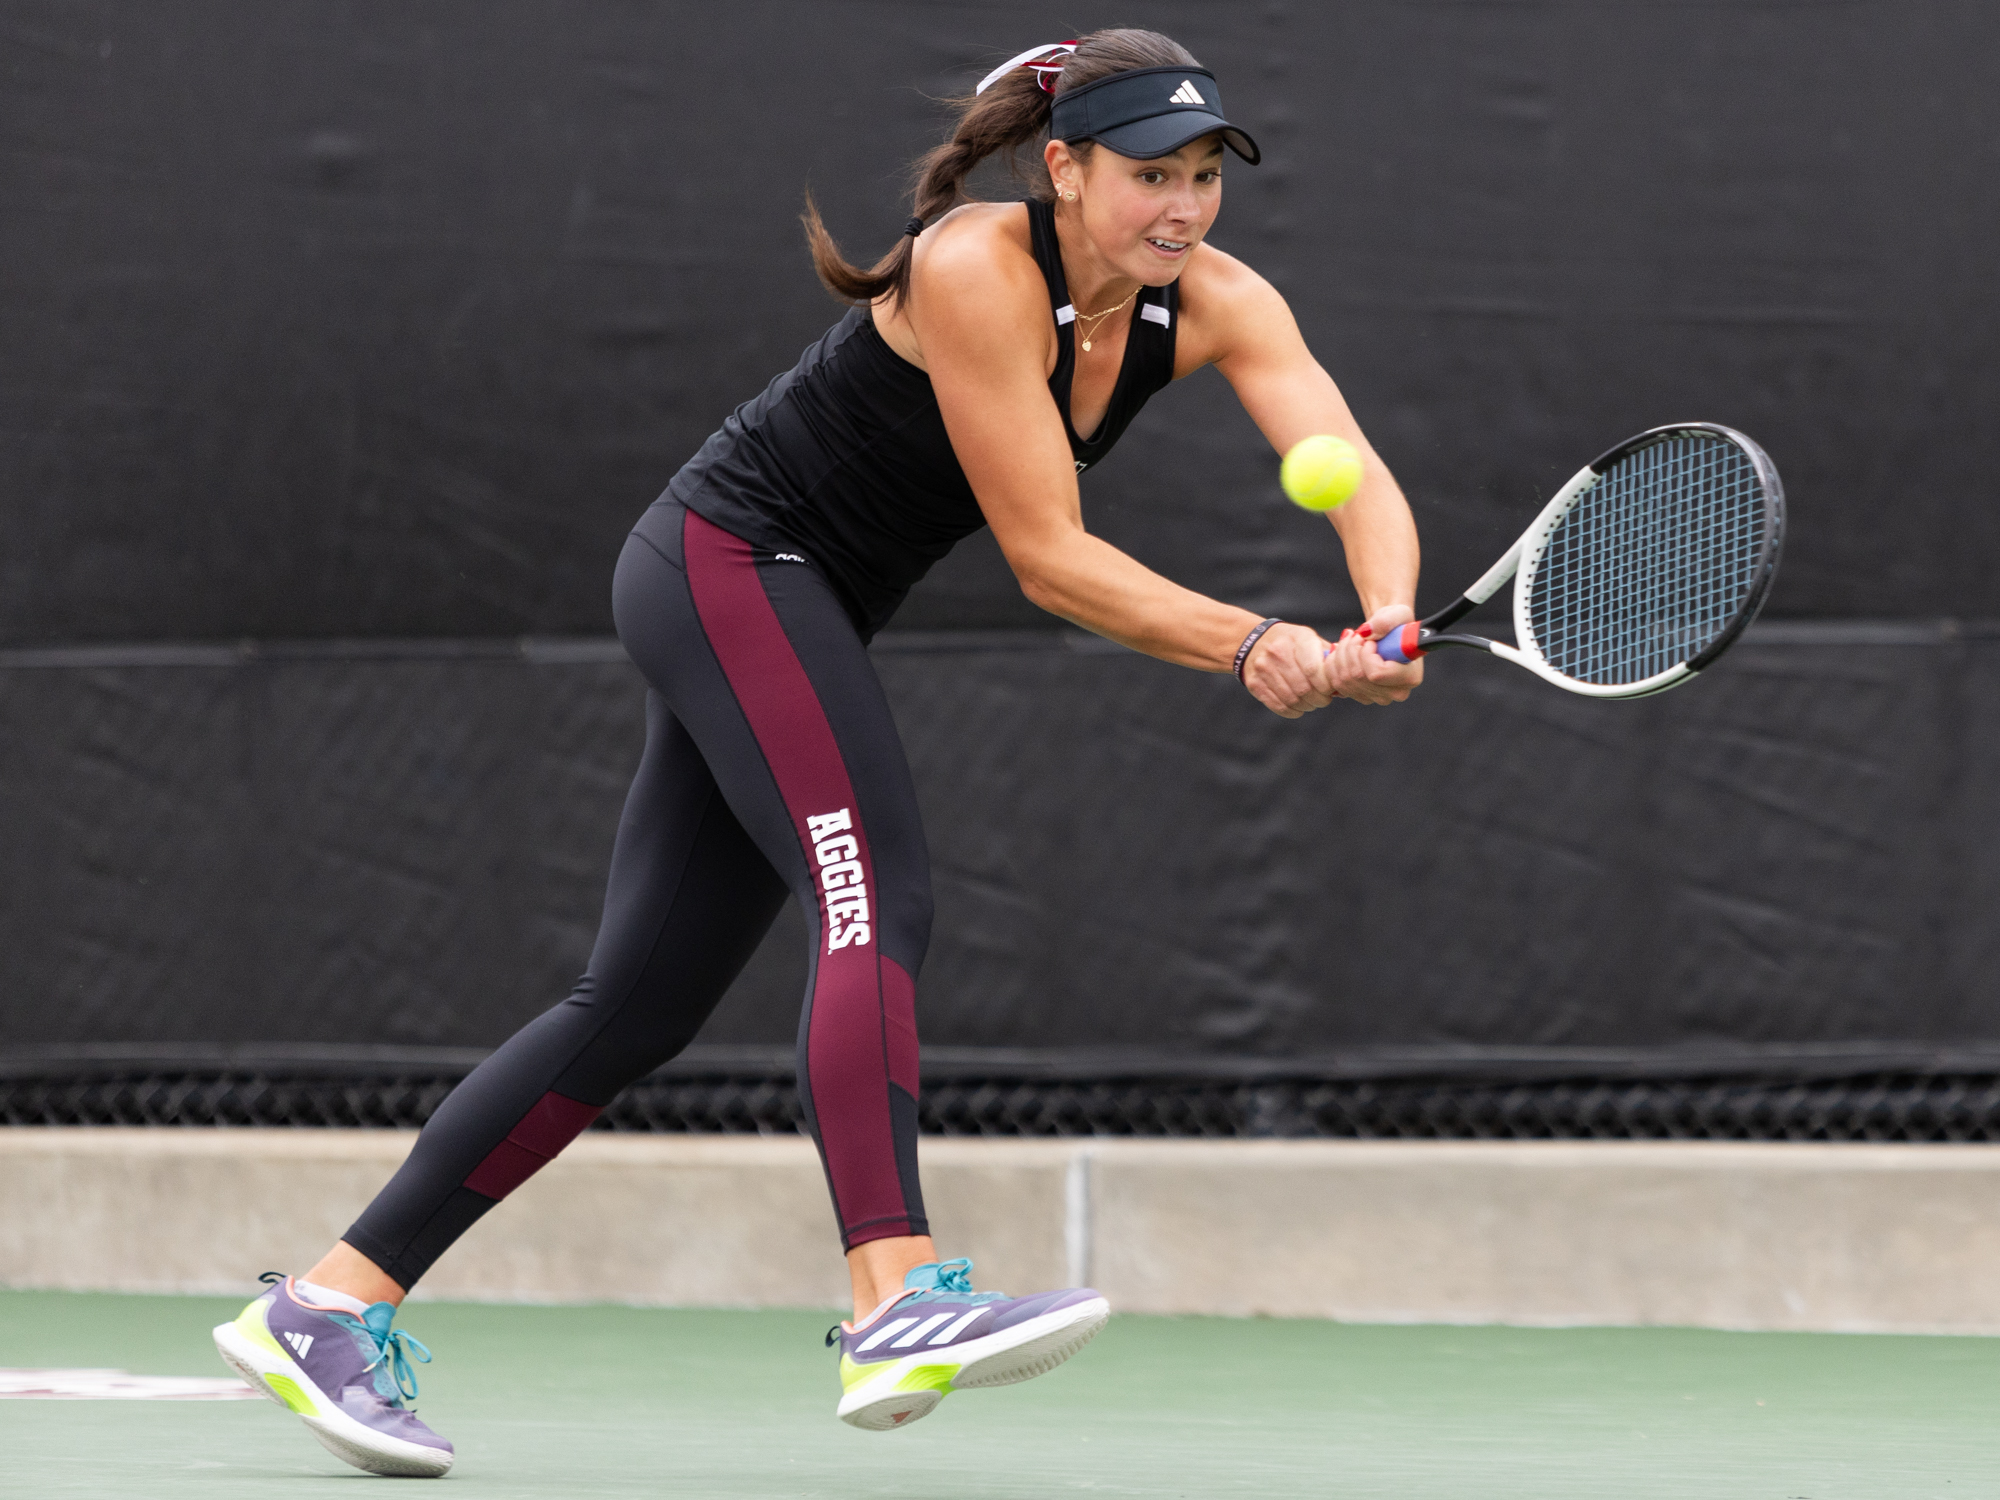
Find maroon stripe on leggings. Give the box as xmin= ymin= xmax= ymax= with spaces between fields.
xmin=462 ymin=1090 xmax=602 ymax=1201
xmin=682 ymin=510 xmax=912 ymax=1243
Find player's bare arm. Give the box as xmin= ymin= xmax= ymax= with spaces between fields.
xmin=1176 ymin=242 xmax=1424 ymax=705
xmin=906 ymin=211 xmax=1328 ymax=719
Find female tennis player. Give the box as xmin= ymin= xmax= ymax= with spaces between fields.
xmin=213 ymin=28 xmax=1422 ymax=1475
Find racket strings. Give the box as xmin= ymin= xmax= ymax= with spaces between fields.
xmin=1528 ymin=434 xmax=1767 ymax=687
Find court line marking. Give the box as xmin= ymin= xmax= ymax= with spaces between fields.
xmin=0 ymin=1368 xmax=258 ymax=1400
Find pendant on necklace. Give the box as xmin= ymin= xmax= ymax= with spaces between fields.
xmin=1082 ymin=339 xmax=1092 ymax=352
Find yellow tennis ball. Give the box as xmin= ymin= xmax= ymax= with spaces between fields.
xmin=1280 ymin=434 xmax=1364 ymax=511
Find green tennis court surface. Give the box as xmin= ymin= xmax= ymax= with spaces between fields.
xmin=3 ymin=1290 xmax=1993 ymax=1497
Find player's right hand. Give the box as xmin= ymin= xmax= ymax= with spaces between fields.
xmin=1327 ymin=606 xmax=1422 ymax=705
xmin=1242 ymin=622 xmax=1341 ymax=718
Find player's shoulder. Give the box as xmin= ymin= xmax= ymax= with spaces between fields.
xmin=1178 ymin=240 xmax=1285 ymax=322
xmin=909 ymin=202 xmax=1045 ymax=312
xmin=1174 ymin=239 xmax=1291 ymax=369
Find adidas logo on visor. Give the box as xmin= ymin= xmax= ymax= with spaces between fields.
xmin=1169 ymin=79 xmax=1206 ymax=106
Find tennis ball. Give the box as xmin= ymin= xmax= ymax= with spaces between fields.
xmin=1280 ymin=434 xmax=1364 ymax=511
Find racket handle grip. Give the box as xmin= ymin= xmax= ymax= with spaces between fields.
xmin=1372 ymin=622 xmax=1426 ymax=664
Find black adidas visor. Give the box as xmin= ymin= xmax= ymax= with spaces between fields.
xmin=1050 ymin=66 xmax=1260 ymax=166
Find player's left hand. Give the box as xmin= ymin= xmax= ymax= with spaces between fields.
xmin=1326 ymin=604 xmax=1422 ymax=704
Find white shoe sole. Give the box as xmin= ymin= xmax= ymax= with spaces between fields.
xmin=213 ymin=1316 xmax=454 ymax=1478
xmin=837 ymin=1295 xmax=1110 ymax=1432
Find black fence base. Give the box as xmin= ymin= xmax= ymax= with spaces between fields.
xmin=9 ymin=1070 xmax=2000 ymax=1143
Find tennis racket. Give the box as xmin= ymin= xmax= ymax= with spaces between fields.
xmin=1374 ymin=423 xmax=1785 ymax=698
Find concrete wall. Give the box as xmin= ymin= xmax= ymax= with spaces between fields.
xmin=6 ymin=1129 xmax=2000 ymax=1334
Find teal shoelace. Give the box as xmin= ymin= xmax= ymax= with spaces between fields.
xmin=356 ymin=1304 xmax=433 ymax=1403
xmin=905 ymin=1258 xmax=1006 ymax=1305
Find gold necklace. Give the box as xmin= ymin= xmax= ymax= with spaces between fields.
xmin=1072 ymin=290 xmax=1136 ymax=352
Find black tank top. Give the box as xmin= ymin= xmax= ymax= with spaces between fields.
xmin=651 ymin=198 xmax=1181 ymax=637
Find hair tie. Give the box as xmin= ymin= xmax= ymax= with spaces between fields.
xmin=903 ymin=217 xmax=924 ymax=238
xmin=975 ymin=41 xmax=1080 ymax=96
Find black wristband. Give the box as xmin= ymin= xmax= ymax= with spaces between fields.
xmin=1232 ymin=617 xmax=1284 ymax=683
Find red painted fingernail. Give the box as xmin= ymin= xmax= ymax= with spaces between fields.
xmin=1357 ymin=624 xmax=1374 ymax=638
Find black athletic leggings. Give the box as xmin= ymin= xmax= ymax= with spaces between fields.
xmin=344 ymin=499 xmax=932 ymax=1289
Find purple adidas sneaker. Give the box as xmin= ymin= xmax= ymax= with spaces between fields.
xmin=832 ymin=1258 xmax=1109 ymax=1431
xmin=212 ymin=1274 xmax=453 ymax=1477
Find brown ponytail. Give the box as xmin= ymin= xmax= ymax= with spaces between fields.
xmin=802 ymin=28 xmax=1201 ymax=310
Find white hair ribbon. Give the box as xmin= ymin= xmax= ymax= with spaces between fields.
xmin=974 ymin=41 xmax=1079 ymax=96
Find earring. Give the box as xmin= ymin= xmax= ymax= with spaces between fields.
xmin=1063 ymin=189 xmax=1077 ymax=201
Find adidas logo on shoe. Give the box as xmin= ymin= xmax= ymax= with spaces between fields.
xmin=1169 ymin=79 xmax=1205 ymax=106
xmin=283 ymin=1330 xmax=314 ymax=1358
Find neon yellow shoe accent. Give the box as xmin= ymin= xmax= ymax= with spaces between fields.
xmin=262 ymin=1372 xmax=316 ymax=1415
xmin=234 ymin=1299 xmax=288 ymax=1361
xmin=895 ymin=1363 xmax=958 ymax=1394
xmin=840 ymin=1353 xmax=961 ymax=1396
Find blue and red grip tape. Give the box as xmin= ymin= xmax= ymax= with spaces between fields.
xmin=1373 ymin=622 xmax=1424 ymax=664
